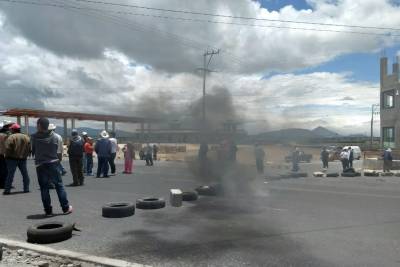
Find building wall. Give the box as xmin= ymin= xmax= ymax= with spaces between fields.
xmin=380 ymin=57 xmax=400 ymax=148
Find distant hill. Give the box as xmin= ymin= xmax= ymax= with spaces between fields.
xmin=311 ymin=126 xmax=340 ymax=138
xmin=255 ymin=128 xmax=320 ymax=144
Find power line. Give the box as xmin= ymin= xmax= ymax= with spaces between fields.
xmin=1 ymin=0 xmax=400 ymax=37
xmin=67 ymin=0 xmax=400 ymax=32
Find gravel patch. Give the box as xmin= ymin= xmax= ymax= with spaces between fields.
xmin=0 ymin=246 xmax=101 ymax=267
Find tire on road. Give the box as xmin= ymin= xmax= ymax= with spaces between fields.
xmin=326 ymin=172 xmax=339 ymax=177
xmin=182 ymin=191 xmax=198 ymax=201
xmin=136 ymin=198 xmax=166 ymax=210
xmin=364 ymin=171 xmax=379 ymax=177
xmin=102 ymin=202 xmax=135 ymax=218
xmin=27 ymin=222 xmax=74 ymax=244
xmin=341 ymin=172 xmax=361 ymax=177
xmin=195 ymin=184 xmax=223 ymax=196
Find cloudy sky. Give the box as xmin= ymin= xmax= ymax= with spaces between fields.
xmin=1 ymin=0 xmax=400 ymax=135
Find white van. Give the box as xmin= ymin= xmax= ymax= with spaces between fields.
xmin=346 ymin=146 xmax=362 ymax=160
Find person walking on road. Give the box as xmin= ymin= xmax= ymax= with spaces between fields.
xmin=84 ymin=137 xmax=94 ymax=176
xmin=0 ymin=121 xmax=13 ymax=189
xmin=145 ymin=143 xmax=153 ymax=166
xmin=3 ymin=123 xmax=31 ymax=195
xmin=383 ymin=148 xmax=393 ymax=172
xmin=321 ymin=147 xmax=329 ymax=169
xmin=340 ymin=148 xmax=350 ymax=171
xmin=108 ymin=132 xmax=118 ymax=176
xmin=153 ymin=144 xmax=158 ymax=161
xmin=81 ymin=132 xmax=88 ymax=174
xmin=31 ymin=117 xmax=72 ymax=216
xmin=254 ymin=143 xmax=266 ymax=174
xmin=95 ymin=130 xmax=112 ymax=178
xmin=67 ymin=129 xmax=85 ymax=186
xmin=292 ymin=147 xmax=300 ymax=172
xmin=348 ymin=147 xmax=354 ymax=168
xmin=48 ymin=124 xmax=67 ymax=176
xmin=122 ymin=142 xmax=135 ymax=174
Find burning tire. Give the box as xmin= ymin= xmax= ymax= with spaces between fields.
xmin=27 ymin=222 xmax=74 ymax=244
xmin=364 ymin=171 xmax=379 ymax=177
xmin=136 ymin=198 xmax=166 ymax=210
xmin=102 ymin=202 xmax=135 ymax=218
xmin=195 ymin=184 xmax=223 ymax=196
xmin=182 ymin=191 xmax=198 ymax=201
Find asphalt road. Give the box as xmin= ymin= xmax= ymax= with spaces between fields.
xmin=1 ymin=159 xmax=400 ymax=267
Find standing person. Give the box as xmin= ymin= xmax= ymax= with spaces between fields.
xmin=48 ymin=124 xmax=67 ymax=176
xmin=95 ymin=130 xmax=111 ymax=178
xmin=139 ymin=148 xmax=145 ymax=160
xmin=84 ymin=137 xmax=94 ymax=176
xmin=108 ymin=132 xmax=118 ymax=176
xmin=3 ymin=124 xmax=31 ymax=195
xmin=292 ymin=147 xmax=300 ymax=172
xmin=348 ymin=147 xmax=354 ymax=168
xmin=254 ymin=143 xmax=266 ymax=174
xmin=340 ymin=148 xmax=349 ymax=171
xmin=81 ymin=132 xmax=88 ymax=175
xmin=67 ymin=129 xmax=84 ymax=186
xmin=321 ymin=147 xmax=329 ymax=169
xmin=31 ymin=117 xmax=72 ymax=216
xmin=145 ymin=144 xmax=153 ymax=166
xmin=153 ymin=144 xmax=158 ymax=161
xmin=122 ymin=142 xmax=135 ymax=174
xmin=383 ymin=148 xmax=393 ymax=172
xmin=0 ymin=121 xmax=13 ymax=189
xmin=228 ymin=140 xmax=238 ymax=163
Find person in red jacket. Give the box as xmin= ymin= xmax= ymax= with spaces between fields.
xmin=84 ymin=137 xmax=94 ymax=176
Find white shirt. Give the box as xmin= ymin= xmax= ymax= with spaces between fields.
xmin=340 ymin=151 xmax=349 ymax=160
xmin=53 ymin=132 xmax=64 ymax=154
xmin=109 ymin=138 xmax=118 ymax=153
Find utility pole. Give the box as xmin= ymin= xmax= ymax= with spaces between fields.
xmin=370 ymin=104 xmax=380 ymax=148
xmin=200 ymin=49 xmax=219 ymax=130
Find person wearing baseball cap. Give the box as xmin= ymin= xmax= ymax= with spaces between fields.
xmin=3 ymin=123 xmax=31 ymax=195
xmin=31 ymin=118 xmax=72 ymax=216
xmin=67 ymin=129 xmax=84 ymax=186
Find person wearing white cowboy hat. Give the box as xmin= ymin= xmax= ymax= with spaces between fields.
xmin=81 ymin=131 xmax=89 ymax=174
xmin=94 ymin=130 xmax=112 ymax=178
xmin=48 ymin=124 xmax=67 ymax=176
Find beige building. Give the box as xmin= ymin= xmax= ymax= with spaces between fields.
xmin=380 ymin=56 xmax=399 ymax=148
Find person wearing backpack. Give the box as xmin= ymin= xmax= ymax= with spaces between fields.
xmin=67 ymin=129 xmax=84 ymax=186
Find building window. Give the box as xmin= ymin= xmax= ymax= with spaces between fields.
xmin=382 ymin=90 xmax=395 ymax=108
xmin=383 ymin=127 xmax=395 ymax=148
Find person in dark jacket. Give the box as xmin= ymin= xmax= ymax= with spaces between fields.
xmin=383 ymin=148 xmax=393 ymax=172
xmin=348 ymin=147 xmax=354 ymax=168
xmin=153 ymin=144 xmax=158 ymax=161
xmin=145 ymin=143 xmax=153 ymax=166
xmin=292 ymin=147 xmax=300 ymax=172
xmin=321 ymin=147 xmax=329 ymax=169
xmin=31 ymin=117 xmax=72 ymax=216
xmin=95 ymin=130 xmax=112 ymax=178
xmin=67 ymin=129 xmax=84 ymax=186
xmin=0 ymin=121 xmax=13 ymax=189
xmin=3 ymin=123 xmax=31 ymax=195
xmin=254 ymin=143 xmax=266 ymax=174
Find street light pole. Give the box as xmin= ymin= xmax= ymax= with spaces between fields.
xmin=201 ymin=49 xmax=220 ymax=130
xmin=370 ymin=104 xmax=380 ymax=148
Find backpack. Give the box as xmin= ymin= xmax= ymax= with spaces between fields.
xmin=69 ymin=139 xmax=83 ymax=157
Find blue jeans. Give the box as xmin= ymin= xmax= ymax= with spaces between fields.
xmin=36 ymin=162 xmax=69 ymax=214
xmin=97 ymin=157 xmax=109 ymax=177
xmin=86 ymin=154 xmax=93 ymax=174
xmin=5 ymin=159 xmax=30 ymax=192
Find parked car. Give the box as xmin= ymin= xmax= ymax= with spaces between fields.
xmin=285 ymin=151 xmax=313 ymax=163
xmin=348 ymin=146 xmax=362 ymax=160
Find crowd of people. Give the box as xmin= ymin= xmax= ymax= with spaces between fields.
xmin=0 ymin=117 xmax=160 ymax=216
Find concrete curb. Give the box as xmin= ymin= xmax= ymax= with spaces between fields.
xmin=0 ymin=237 xmax=151 ymax=267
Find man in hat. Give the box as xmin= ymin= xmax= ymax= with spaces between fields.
xmin=3 ymin=123 xmax=31 ymax=195
xmin=48 ymin=124 xmax=67 ymax=176
xmin=81 ymin=132 xmax=88 ymax=174
xmin=67 ymin=129 xmax=84 ymax=186
xmin=31 ymin=117 xmax=72 ymax=216
xmin=383 ymin=148 xmax=393 ymax=172
xmin=0 ymin=121 xmax=13 ymax=189
xmin=95 ymin=130 xmax=112 ymax=178
xmin=108 ymin=131 xmax=118 ymax=176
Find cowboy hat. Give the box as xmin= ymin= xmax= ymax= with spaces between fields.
xmin=48 ymin=123 xmax=57 ymax=131
xmin=100 ymin=130 xmax=109 ymax=138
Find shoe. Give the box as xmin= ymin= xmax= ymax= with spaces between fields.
xmin=3 ymin=191 xmax=10 ymax=195
xmin=68 ymin=183 xmax=79 ymax=187
xmin=63 ymin=205 xmax=73 ymax=215
xmin=23 ymin=190 xmax=30 ymax=193
xmin=110 ymin=173 xmax=116 ymax=176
